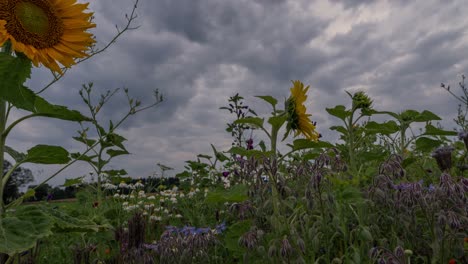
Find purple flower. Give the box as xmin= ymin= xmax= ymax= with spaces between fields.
xmin=222 ymin=171 xmax=230 ymax=177
xmin=428 ymin=184 xmax=435 ymax=192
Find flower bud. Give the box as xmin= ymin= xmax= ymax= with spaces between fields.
xmin=431 ymin=146 xmax=454 ymax=171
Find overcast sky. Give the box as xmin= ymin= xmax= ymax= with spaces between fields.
xmin=9 ymin=0 xmax=468 ymax=186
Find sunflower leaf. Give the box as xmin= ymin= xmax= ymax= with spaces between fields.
xmin=326 ymin=105 xmax=351 ymax=121
xmin=0 ymin=54 xmax=90 ymax=122
xmin=24 ymin=145 xmax=70 ymax=164
xmin=423 ymin=124 xmax=457 ymax=136
xmin=0 ymin=205 xmax=53 ymax=256
xmin=255 ymin=95 xmax=278 ymax=108
xmin=415 ymin=137 xmax=443 ymax=153
xmin=0 ymin=53 xmax=35 ymax=111
xmin=234 ymin=117 xmax=264 ymax=129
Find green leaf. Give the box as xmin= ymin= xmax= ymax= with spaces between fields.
xmin=372 ymin=110 xmax=400 ymax=120
xmin=400 ymin=109 xmax=420 ymax=122
xmin=217 ymin=153 xmax=230 ymax=162
xmin=330 ymin=125 xmax=348 ymax=135
xmin=185 ymin=160 xmax=208 ymax=171
xmin=414 ymin=110 xmax=442 ymax=122
xmin=0 ymin=205 xmax=53 ymax=256
xmin=25 ymin=145 xmax=70 ymax=164
xmin=359 ymin=227 xmax=373 ymax=242
xmin=290 ymin=139 xmax=334 ymax=151
xmin=175 ymin=171 xmax=191 ymax=179
xmin=43 ymin=206 xmax=110 ymax=233
xmin=326 ymin=105 xmax=351 ymax=121
xmin=228 ymin=147 xmax=269 ymax=159
xmin=234 ymin=117 xmax=264 ymax=128
xmin=106 ymin=133 xmax=127 ymax=150
xmin=0 ymin=54 xmax=90 ymax=121
xmin=364 ymin=121 xmax=399 ymax=135
xmin=63 ymin=177 xmax=84 ymax=187
xmin=255 ymin=95 xmax=278 ymax=108
xmin=0 ymin=53 xmax=35 ymax=111
xmin=423 ymin=124 xmax=457 ymax=136
xmin=415 ymin=137 xmax=443 ymax=152
xmin=34 ymin=97 xmax=91 ymax=122
xmin=197 ymin=154 xmax=212 ymax=160
xmin=72 ymin=137 xmax=97 ymax=147
xmin=223 ymin=220 xmax=252 ymax=258
xmin=106 ymin=149 xmax=130 ymax=158
xmin=259 ymin=140 xmax=266 ymax=152
xmin=402 ymin=157 xmax=417 ymax=168
xmin=205 ymin=184 xmax=248 ymax=204
xmin=70 ymin=152 xmax=97 ymax=162
xmin=268 ymin=115 xmax=287 ymax=128
xmin=4 ymin=146 xmax=26 ymax=163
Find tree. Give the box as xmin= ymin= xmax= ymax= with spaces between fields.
xmin=3 ymin=160 xmax=34 ymax=203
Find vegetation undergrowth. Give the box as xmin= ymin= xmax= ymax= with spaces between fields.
xmin=0 ymin=0 xmax=466 ymax=263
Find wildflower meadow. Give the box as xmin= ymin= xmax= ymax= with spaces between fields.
xmin=0 ymin=0 xmax=467 ymax=263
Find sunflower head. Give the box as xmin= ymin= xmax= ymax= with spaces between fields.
xmin=351 ymin=91 xmax=373 ymax=110
xmin=284 ymin=80 xmax=320 ymax=141
xmin=0 ymin=0 xmax=96 ymax=73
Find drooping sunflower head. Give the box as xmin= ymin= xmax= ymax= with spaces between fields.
xmin=0 ymin=0 xmax=96 ymax=73
xmin=285 ymin=80 xmax=320 ymax=141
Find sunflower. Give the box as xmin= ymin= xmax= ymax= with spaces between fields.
xmin=285 ymin=80 xmax=320 ymax=141
xmin=0 ymin=0 xmax=96 ymax=73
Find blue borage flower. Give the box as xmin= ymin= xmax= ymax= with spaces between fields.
xmin=163 ymin=222 xmax=227 ymax=236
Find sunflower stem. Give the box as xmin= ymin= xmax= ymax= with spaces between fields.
xmin=269 ymin=123 xmax=282 ymax=225
xmin=0 ymin=42 xmax=12 ymax=215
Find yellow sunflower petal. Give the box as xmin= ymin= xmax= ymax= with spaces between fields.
xmin=0 ymin=0 xmax=95 ymax=73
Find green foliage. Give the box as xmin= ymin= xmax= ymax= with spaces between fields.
xmin=205 ymin=184 xmax=248 ymax=204
xmin=0 ymin=206 xmax=53 ymax=256
xmin=24 ymin=145 xmax=70 ymax=164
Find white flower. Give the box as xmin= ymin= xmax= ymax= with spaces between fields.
xmin=179 ymin=193 xmax=185 ymax=198
xmin=164 ymin=209 xmax=169 ymax=214
xmin=170 ymin=197 xmax=178 ymax=203
xmin=175 ymin=214 xmax=182 ymax=218
xmin=138 ymin=190 xmax=146 ymax=198
xmin=142 ymin=211 xmax=149 ymax=216
xmin=122 ymin=202 xmax=129 ymax=207
xmin=154 ymin=207 xmax=161 ymax=212
xmin=147 ymin=195 xmax=156 ymax=200
xmin=113 ymin=193 xmax=120 ymax=198
xmin=103 ymin=183 xmax=117 ymax=190
xmin=135 ymin=181 xmax=145 ymax=188
xmin=195 ymin=188 xmax=200 ymax=193
xmin=144 ymin=204 xmax=154 ymax=210
xmin=129 ymin=195 xmax=135 ymax=199
xmin=150 ymin=215 xmax=161 ymax=221
xmin=128 ymin=184 xmax=136 ymax=190
xmin=137 ymin=201 xmax=143 ymax=205
xmin=119 ymin=181 xmax=128 ymax=188
xmin=172 ymin=186 xmax=178 ymax=192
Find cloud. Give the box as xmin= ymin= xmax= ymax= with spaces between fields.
xmin=6 ymin=0 xmax=468 ymax=186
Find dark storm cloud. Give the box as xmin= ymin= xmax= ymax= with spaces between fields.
xmin=8 ymin=0 xmax=468 ymax=186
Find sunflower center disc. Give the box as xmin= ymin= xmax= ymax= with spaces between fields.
xmin=15 ymin=2 xmax=49 ymax=36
